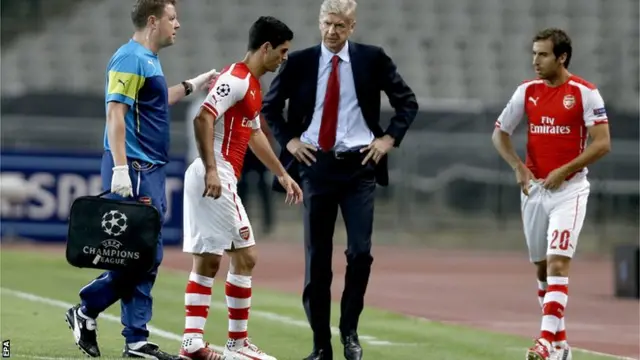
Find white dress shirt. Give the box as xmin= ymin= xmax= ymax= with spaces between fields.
xmin=300 ymin=41 xmax=374 ymax=152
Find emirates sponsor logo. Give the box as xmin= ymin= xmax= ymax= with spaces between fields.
xmin=530 ymin=124 xmax=571 ymax=134
xmin=530 ymin=116 xmax=571 ymax=135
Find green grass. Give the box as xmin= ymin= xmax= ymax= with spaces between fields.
xmin=0 ymin=249 xmax=621 ymax=360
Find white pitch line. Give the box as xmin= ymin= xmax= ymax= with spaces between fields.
xmin=7 ymin=287 xmax=634 ymax=358
xmin=0 ymin=288 xmax=225 ymax=353
xmin=505 ymin=346 xmax=638 ymax=360
xmin=563 ymin=348 xmax=638 ymax=360
xmin=14 ymin=356 xmax=125 ymax=360
xmin=2 ymin=286 xmax=411 ymax=352
xmin=15 ymin=356 xmax=127 ymax=360
xmin=15 ymin=356 xmax=75 ymax=360
xmin=423 ymin=317 xmax=637 ymax=360
xmin=208 ymin=302 xmax=416 ymax=346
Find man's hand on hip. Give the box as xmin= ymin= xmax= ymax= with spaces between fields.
xmin=361 ymin=135 xmax=395 ymax=165
xmin=286 ymin=138 xmax=317 ymax=166
xmin=111 ymin=165 xmax=133 ymax=197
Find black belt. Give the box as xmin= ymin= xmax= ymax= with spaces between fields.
xmin=318 ymin=146 xmax=367 ymax=160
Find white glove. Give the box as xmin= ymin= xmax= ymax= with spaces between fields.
xmin=186 ymin=69 xmax=219 ymax=91
xmin=111 ymin=165 xmax=133 ymax=197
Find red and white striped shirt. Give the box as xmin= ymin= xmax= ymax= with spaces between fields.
xmin=495 ymin=75 xmax=609 ymax=180
xmin=201 ymin=63 xmax=262 ymax=180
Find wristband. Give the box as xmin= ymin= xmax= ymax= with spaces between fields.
xmin=182 ymin=81 xmax=193 ymax=96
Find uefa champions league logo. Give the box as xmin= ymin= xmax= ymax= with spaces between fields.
xmin=100 ymin=210 xmax=128 ymax=237
xmin=215 ymin=83 xmax=231 ymax=97
xmin=84 ymin=209 xmax=138 ymax=266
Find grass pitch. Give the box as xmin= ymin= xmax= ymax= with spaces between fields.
xmin=0 ymin=249 xmax=622 ymax=360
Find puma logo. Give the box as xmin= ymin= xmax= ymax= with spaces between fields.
xmin=528 ymin=96 xmax=539 ymax=106
xmin=249 ymin=90 xmax=256 ymax=99
xmin=117 ymin=79 xmax=128 ymax=87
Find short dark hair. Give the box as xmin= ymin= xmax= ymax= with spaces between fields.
xmin=247 ymin=16 xmax=294 ymax=52
xmin=533 ymin=28 xmax=573 ymax=69
xmin=131 ymin=0 xmax=176 ymax=29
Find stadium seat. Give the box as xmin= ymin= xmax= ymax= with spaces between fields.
xmin=0 ymin=0 xmax=637 ymax=112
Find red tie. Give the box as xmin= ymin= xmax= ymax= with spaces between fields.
xmin=318 ymin=55 xmax=340 ymax=151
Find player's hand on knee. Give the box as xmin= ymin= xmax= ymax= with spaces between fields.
xmin=203 ymin=169 xmax=222 ymax=199
xmin=111 ymin=165 xmax=133 ymax=197
xmin=286 ymin=138 xmax=317 ymax=166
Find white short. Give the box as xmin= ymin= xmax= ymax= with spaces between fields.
xmin=520 ymin=174 xmax=590 ymax=262
xmin=182 ymin=158 xmax=255 ymax=255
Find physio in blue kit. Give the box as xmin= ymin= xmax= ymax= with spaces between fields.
xmin=64 ymin=1 xmax=218 ymax=358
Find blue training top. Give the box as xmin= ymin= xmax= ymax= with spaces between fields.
xmin=104 ymin=39 xmax=170 ymax=165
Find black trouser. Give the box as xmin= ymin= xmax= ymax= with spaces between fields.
xmin=299 ymin=149 xmax=376 ymax=351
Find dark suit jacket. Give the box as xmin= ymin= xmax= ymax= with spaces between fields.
xmin=261 ymin=41 xmax=418 ymax=192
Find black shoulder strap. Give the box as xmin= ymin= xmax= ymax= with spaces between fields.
xmin=95 ymin=190 xmax=111 ymax=198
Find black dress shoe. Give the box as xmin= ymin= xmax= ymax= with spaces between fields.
xmin=303 ymin=348 xmax=332 ymax=360
xmin=341 ymin=332 xmax=363 ymax=360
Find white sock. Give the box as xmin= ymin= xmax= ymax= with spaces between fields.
xmin=537 ymin=280 xmax=548 ymax=308
xmin=182 ymin=272 xmax=214 ymax=353
xmin=182 ymin=336 xmax=206 ymax=354
xmin=225 ymin=273 xmax=252 ymax=344
xmin=77 ymin=308 xmax=91 ymax=320
xmin=127 ymin=341 xmax=147 ymax=350
xmin=226 ymin=337 xmax=248 ymax=350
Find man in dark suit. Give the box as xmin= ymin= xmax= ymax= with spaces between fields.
xmin=261 ymin=1 xmax=418 ymax=359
